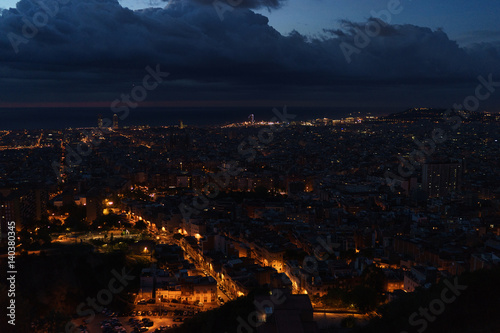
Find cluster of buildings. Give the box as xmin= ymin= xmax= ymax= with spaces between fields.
xmin=139 ymin=262 xmax=218 ymax=305
xmin=1 ymin=112 xmax=499 ymax=311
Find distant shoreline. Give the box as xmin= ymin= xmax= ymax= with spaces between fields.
xmin=0 ymin=106 xmax=393 ymax=130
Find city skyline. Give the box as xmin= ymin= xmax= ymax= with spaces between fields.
xmin=1 ymin=111 xmax=499 ymax=332
xmin=0 ymin=1 xmax=500 ymax=332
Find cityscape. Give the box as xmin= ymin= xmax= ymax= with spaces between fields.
xmin=1 ymin=108 xmax=500 ymax=332
xmin=1 ymin=1 xmax=500 ymax=333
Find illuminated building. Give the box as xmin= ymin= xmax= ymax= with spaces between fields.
xmin=113 ymin=114 xmax=119 ymax=130
xmin=423 ymin=160 xmax=463 ymax=197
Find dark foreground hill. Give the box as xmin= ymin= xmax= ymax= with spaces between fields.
xmin=356 ymin=267 xmax=500 ymax=333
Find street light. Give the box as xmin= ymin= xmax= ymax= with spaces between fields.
xmin=159 ymin=297 xmax=162 ymax=318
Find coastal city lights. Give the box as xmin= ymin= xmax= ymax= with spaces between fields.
xmin=1 ymin=0 xmax=500 ymax=332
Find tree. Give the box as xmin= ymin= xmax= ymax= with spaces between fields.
xmin=37 ymin=228 xmax=52 ymax=246
xmin=64 ymin=206 xmax=88 ymax=231
xmin=134 ymin=220 xmax=147 ymax=230
xmin=253 ymin=186 xmax=269 ymax=199
xmin=361 ymin=265 xmax=386 ymax=293
xmin=345 ymin=285 xmax=380 ymax=312
xmin=321 ymin=288 xmax=347 ymax=308
xmin=342 ymin=265 xmax=387 ymax=312
xmin=92 ymin=214 xmax=123 ymax=230
xmin=341 ymin=315 xmax=357 ymax=328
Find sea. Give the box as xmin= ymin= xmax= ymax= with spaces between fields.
xmin=0 ymin=106 xmax=396 ymax=130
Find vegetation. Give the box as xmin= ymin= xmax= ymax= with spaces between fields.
xmin=61 ymin=203 xmax=89 ymax=231
xmin=173 ymin=233 xmax=184 ymax=241
xmin=92 ymin=213 xmax=132 ymax=230
xmin=0 ymin=246 xmax=146 ymax=332
xmin=318 ymin=265 xmax=386 ymax=312
xmin=133 ymin=219 xmax=148 ymax=230
xmin=341 ymin=315 xmax=358 ymax=328
xmin=357 ymin=267 xmax=500 ymax=333
xmin=121 ymin=188 xmax=151 ymax=201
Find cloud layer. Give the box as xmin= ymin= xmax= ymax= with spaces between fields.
xmin=0 ymin=0 xmax=499 ymax=106
xmin=188 ymin=0 xmax=286 ymax=9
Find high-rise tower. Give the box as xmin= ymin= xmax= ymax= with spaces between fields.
xmin=98 ymin=114 xmax=103 ymax=128
xmin=113 ymin=114 xmax=119 ymax=130
xmin=423 ymin=160 xmax=463 ymax=197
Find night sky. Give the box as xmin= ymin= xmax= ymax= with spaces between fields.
xmin=0 ymin=0 xmax=499 ymax=112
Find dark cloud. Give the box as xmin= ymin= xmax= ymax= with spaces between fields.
xmin=455 ymin=30 xmax=500 ymax=46
xmin=172 ymin=0 xmax=286 ymax=10
xmin=334 ymin=18 xmax=399 ymax=37
xmin=0 ymin=0 xmax=499 ymax=107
